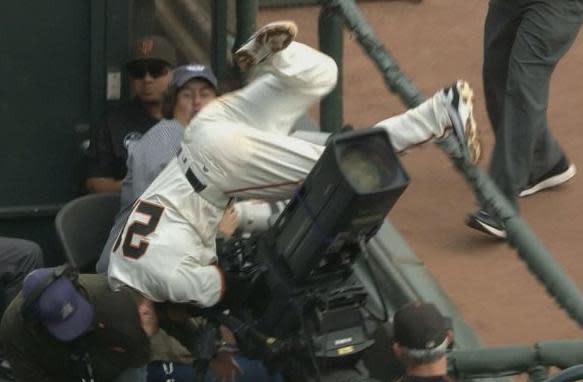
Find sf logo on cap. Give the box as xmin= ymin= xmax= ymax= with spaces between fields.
xmin=141 ymin=39 xmax=155 ymax=56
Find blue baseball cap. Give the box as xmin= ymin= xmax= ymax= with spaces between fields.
xmin=171 ymin=64 xmax=218 ymax=89
xmin=22 ymin=267 xmax=93 ymax=342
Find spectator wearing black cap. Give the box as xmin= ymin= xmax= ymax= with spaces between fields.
xmin=392 ymin=302 xmax=454 ymax=382
xmin=86 ymin=35 xmax=177 ymax=194
xmin=0 ymin=267 xmax=155 ymax=382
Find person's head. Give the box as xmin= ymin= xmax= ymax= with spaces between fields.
xmin=162 ymin=64 xmax=218 ymax=125
xmin=86 ymin=287 xmax=150 ymax=365
xmin=392 ymin=302 xmax=452 ymax=369
xmin=21 ymin=267 xmax=151 ymax=361
xmin=21 ymin=266 xmax=93 ymax=341
xmin=127 ymin=35 xmax=176 ymax=104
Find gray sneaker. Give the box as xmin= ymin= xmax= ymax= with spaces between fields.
xmin=441 ymin=80 xmax=481 ymax=164
xmin=234 ymin=20 xmax=298 ymax=72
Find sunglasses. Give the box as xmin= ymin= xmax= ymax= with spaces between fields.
xmin=127 ymin=60 xmax=170 ymax=79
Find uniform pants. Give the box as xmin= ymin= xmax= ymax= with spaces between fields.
xmin=184 ymin=41 xmax=450 ymax=202
xmin=484 ymin=0 xmax=583 ymax=206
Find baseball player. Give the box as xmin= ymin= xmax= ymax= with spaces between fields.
xmin=108 ymin=21 xmax=480 ymax=309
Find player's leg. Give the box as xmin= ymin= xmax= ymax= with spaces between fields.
xmin=234 ymin=40 xmax=338 ymax=135
xmin=189 ymin=21 xmax=337 ymax=138
xmin=181 ymin=23 xmax=336 ymax=201
xmin=374 ymin=80 xmax=481 ymax=164
xmin=192 ymin=124 xmax=324 ymax=201
xmin=191 ymin=77 xmax=481 ymax=202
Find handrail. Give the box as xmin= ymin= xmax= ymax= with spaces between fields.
xmin=0 ymin=204 xmax=63 ymax=220
xmin=449 ymin=341 xmax=583 ymax=380
xmin=320 ymin=0 xmax=583 ymax=331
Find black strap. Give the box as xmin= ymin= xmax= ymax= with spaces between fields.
xmin=185 ymin=168 xmax=207 ymax=193
xmin=70 ymin=340 xmax=95 ymax=382
xmin=177 ymin=148 xmax=207 ymax=193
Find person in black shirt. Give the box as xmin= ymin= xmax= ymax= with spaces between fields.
xmin=391 ymin=302 xmax=455 ymax=382
xmin=86 ymin=35 xmax=176 ymax=193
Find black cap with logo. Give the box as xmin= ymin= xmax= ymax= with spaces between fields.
xmin=393 ymin=302 xmax=449 ymax=350
xmin=127 ymin=35 xmax=176 ymax=67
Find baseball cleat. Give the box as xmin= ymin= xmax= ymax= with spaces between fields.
xmin=442 ymin=80 xmax=481 ymax=164
xmin=519 ymin=156 xmax=576 ymax=197
xmin=234 ymin=20 xmax=298 ymax=71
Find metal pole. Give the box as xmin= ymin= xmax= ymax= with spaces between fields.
xmin=448 ymin=341 xmax=583 ymax=379
xmin=211 ymin=0 xmax=228 ymax=91
xmin=321 ymin=0 xmax=425 ymax=108
xmin=90 ymin=0 xmax=106 ymax=130
xmin=235 ymin=0 xmax=258 ymax=50
xmin=325 ymin=0 xmax=583 ymax=329
xmin=528 ymin=366 xmax=550 ymax=382
xmin=234 ymin=0 xmax=258 ymax=83
xmin=318 ymin=5 xmax=344 ymax=133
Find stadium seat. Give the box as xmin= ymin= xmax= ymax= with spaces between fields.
xmin=55 ymin=193 xmax=120 ymax=272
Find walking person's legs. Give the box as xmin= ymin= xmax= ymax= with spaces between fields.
xmin=488 ymin=0 xmax=582 ymax=205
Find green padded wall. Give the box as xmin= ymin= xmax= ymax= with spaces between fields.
xmin=0 ymin=1 xmax=129 ymax=265
xmin=0 ymin=1 xmax=91 ymax=206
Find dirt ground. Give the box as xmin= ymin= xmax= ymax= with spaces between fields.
xmin=259 ymin=0 xmax=583 ymax=367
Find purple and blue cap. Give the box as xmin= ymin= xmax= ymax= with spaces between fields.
xmin=22 ymin=267 xmax=93 ymax=342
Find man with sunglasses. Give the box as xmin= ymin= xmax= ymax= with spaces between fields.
xmin=86 ymin=35 xmax=176 ymax=194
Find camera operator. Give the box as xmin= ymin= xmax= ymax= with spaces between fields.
xmin=391 ymin=302 xmax=454 ymax=382
xmin=0 ymin=266 xmax=153 ymax=382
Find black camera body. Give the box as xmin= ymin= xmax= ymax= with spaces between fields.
xmin=217 ymin=128 xmax=410 ymax=378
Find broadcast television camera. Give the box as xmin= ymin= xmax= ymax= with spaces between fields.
xmin=217 ymin=128 xmax=410 ymax=381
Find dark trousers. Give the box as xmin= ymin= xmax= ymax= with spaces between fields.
xmin=484 ymin=0 xmax=583 ymax=207
xmin=0 ymin=237 xmax=43 ymax=314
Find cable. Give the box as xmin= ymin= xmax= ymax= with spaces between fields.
xmin=292 ymin=188 xmax=334 ymax=246
xmin=358 ymin=236 xmax=389 ymax=323
xmin=297 ymin=299 xmax=322 ymax=382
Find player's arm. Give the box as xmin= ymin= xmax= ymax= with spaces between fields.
xmin=167 ymin=263 xmax=225 ymax=307
xmin=86 ymin=177 xmax=122 ymax=193
xmin=85 ymin=117 xmax=122 ymax=193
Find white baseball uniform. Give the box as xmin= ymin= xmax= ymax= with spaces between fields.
xmin=108 ymin=42 xmax=452 ymax=306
